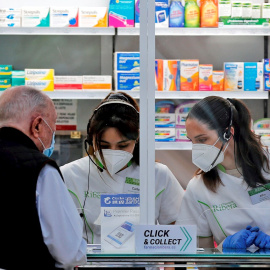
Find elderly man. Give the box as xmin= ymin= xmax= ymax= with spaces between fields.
xmin=0 ymin=86 xmax=86 ymax=270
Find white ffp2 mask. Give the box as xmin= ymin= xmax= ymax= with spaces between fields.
xmin=192 ymin=138 xmax=230 ymax=172
xmin=95 ymin=149 xmax=133 ymax=175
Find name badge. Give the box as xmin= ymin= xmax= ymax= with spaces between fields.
xmin=123 ymin=177 xmax=140 ymax=193
xmin=248 ymin=183 xmax=270 ymax=205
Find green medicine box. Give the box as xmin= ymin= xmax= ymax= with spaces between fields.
xmin=12 ymin=70 xmax=25 ymax=86
xmin=0 ymin=79 xmax=11 ymax=91
xmin=0 ymin=65 xmax=12 ymax=79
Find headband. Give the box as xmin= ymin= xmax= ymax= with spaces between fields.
xmin=94 ymin=99 xmax=139 ymax=114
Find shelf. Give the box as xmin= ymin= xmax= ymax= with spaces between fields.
xmin=45 ymin=90 xmax=268 ymax=100
xmin=117 ymin=27 xmax=270 ymax=36
xmin=155 ymin=91 xmax=269 ymax=99
xmin=155 ymin=142 xmax=192 ymax=150
xmin=0 ymin=27 xmax=115 ymax=35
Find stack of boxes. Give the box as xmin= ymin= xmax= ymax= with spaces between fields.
xmin=264 ymin=59 xmax=270 ymax=91
xmin=0 ymin=8 xmax=21 ymax=27
xmin=155 ymin=101 xmax=176 ymax=142
xmin=114 ymin=52 xmax=140 ymax=91
xmin=175 ymin=101 xmax=197 ymax=142
xmin=154 ymin=100 xmax=197 ymax=142
xmin=0 ymin=65 xmax=12 ymax=90
xmin=25 ymin=69 xmax=54 ymax=91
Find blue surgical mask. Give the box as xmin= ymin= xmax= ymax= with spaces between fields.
xmin=38 ymin=118 xmax=55 ymax=157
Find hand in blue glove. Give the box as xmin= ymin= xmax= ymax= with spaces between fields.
xmin=223 ymin=226 xmax=259 ymax=249
xmin=246 ymin=226 xmax=260 ymax=247
xmin=254 ymin=231 xmax=270 ymax=249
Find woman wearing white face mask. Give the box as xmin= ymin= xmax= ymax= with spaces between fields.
xmin=176 ymin=96 xmax=270 ymax=256
xmin=60 ymin=92 xmax=184 ymax=247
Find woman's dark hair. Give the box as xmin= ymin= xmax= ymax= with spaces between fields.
xmin=187 ymin=96 xmax=270 ymax=192
xmin=87 ymin=91 xmax=140 ymax=169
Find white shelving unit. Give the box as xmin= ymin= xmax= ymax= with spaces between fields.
xmin=117 ymin=27 xmax=270 ymax=36
xmin=0 ymin=27 xmax=115 ymax=35
xmin=43 ymin=90 xmax=268 ymax=100
xmin=155 ymin=142 xmax=192 ymax=150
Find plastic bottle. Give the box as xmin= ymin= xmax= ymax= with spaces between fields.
xmin=185 ymin=0 xmax=200 ymax=27
xmin=169 ymin=0 xmax=185 ymax=27
xmin=200 ymin=0 xmax=218 ymax=27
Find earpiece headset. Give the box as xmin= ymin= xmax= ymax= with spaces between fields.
xmin=80 ymin=93 xmax=139 ymax=242
xmin=223 ymin=99 xmax=234 ymax=141
xmin=209 ymin=99 xmax=234 ymax=169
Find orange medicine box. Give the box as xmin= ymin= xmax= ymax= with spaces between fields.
xmin=180 ymin=60 xmax=199 ymax=91
xmin=213 ymin=70 xmax=224 ymax=91
xmin=199 ymin=64 xmax=213 ymax=91
xmin=83 ymin=76 xmax=112 ymax=90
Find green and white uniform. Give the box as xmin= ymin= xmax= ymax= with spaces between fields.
xmin=176 ymin=168 xmax=270 ymax=245
xmin=61 ymin=157 xmax=184 ymax=244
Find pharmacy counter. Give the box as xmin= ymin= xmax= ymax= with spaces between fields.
xmin=78 ymin=247 xmax=270 ymax=268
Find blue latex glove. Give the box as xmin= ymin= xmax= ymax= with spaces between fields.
xmin=254 ymin=231 xmax=270 ymax=249
xmin=246 ymin=226 xmax=260 ymax=246
xmin=223 ymin=226 xmax=259 ymax=249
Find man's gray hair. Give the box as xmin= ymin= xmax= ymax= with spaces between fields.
xmin=0 ymin=86 xmax=52 ymax=125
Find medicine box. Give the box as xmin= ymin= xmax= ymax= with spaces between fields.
xmin=224 ymin=62 xmax=244 ymax=91
xmin=54 ymin=76 xmax=82 ymax=89
xmin=155 ymin=59 xmax=164 ymax=91
xmin=155 ymin=128 xmax=175 ymax=142
xmin=115 ymin=72 xmax=140 ymax=91
xmin=109 ymin=0 xmax=135 ymax=27
xmin=50 ymin=7 xmax=78 ymax=27
xmin=79 ymin=7 xmax=108 ymax=27
xmin=163 ymin=60 xmax=180 ymax=91
xmin=176 ymin=128 xmax=189 ymax=142
xmin=22 ymin=7 xmax=50 ymax=27
xmin=263 ymin=59 xmax=270 ymax=74
xmin=219 ymin=0 xmax=231 ymax=18
xmin=244 ymin=62 xmax=263 ymax=91
xmin=0 ymin=18 xmax=21 ymax=27
xmin=231 ymin=2 xmax=242 ymax=18
xmin=0 ymin=65 xmax=12 ymax=79
xmin=242 ymin=2 xmax=252 ymax=18
xmin=25 ymin=80 xmax=54 ymax=91
xmin=155 ymin=0 xmax=169 ymax=27
xmin=264 ymin=74 xmax=270 ymax=91
xmin=0 ymin=79 xmax=11 ymax=90
xmin=155 ymin=114 xmax=176 ymax=128
xmin=252 ymin=4 xmax=261 ymax=18
xmin=262 ymin=4 xmax=270 ymax=19
xmin=12 ymin=70 xmax=25 ymax=86
xmin=175 ymin=101 xmax=197 ymax=128
xmin=180 ymin=60 xmax=199 ymax=91
xmin=83 ymin=76 xmax=112 ymax=90
xmin=114 ymin=52 xmax=140 ymax=72
xmin=25 ymin=69 xmax=54 ymax=80
xmin=0 ymin=8 xmax=21 ymax=18
xmin=135 ymin=0 xmax=140 ymax=27
xmin=212 ymin=71 xmax=224 ymax=91
xmin=199 ymin=64 xmax=213 ymax=91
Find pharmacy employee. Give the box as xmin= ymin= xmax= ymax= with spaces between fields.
xmin=61 ymin=92 xmax=184 ymax=244
xmin=176 ymin=96 xmax=270 ymax=250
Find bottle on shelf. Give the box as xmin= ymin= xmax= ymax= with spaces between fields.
xmin=169 ymin=0 xmax=185 ymax=27
xmin=184 ymin=0 xmax=200 ymax=27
